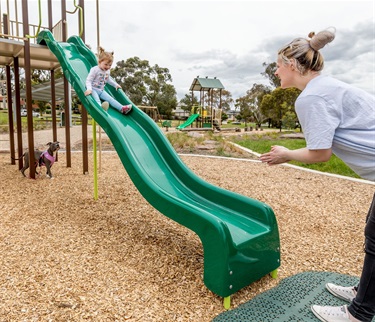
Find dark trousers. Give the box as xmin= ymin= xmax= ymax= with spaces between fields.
xmin=348 ymin=192 xmax=375 ymax=322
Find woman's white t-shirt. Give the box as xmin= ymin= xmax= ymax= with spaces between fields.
xmin=295 ymin=75 xmax=375 ymax=181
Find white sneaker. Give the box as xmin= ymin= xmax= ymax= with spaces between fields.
xmin=101 ymin=101 xmax=109 ymax=111
xmin=326 ymin=283 xmax=357 ymax=302
xmin=311 ymin=305 xmax=360 ymax=322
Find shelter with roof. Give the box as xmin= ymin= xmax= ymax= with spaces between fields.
xmin=189 ymin=76 xmax=224 ymax=129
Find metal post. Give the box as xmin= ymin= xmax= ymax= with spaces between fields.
xmin=13 ymin=57 xmax=23 ymax=170
xmin=22 ymin=0 xmax=36 ymax=179
xmin=79 ymin=0 xmax=89 ymax=175
xmin=48 ymin=0 xmax=58 ymax=161
xmin=60 ymin=0 xmax=71 ymax=167
xmin=5 ymin=66 xmax=15 ymax=162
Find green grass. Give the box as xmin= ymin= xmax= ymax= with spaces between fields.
xmin=0 ymin=110 xmax=9 ymax=124
xmin=0 ymin=110 xmax=92 ymax=133
xmin=231 ymin=133 xmax=361 ymax=179
xmin=1 ymin=110 xmax=361 ymax=179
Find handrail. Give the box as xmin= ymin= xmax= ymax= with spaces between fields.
xmin=25 ymin=0 xmax=42 ymax=39
xmin=0 ymin=20 xmax=51 ymax=43
xmin=23 ymin=0 xmax=83 ymax=40
xmin=66 ymin=0 xmax=83 ymax=37
xmin=0 ymin=32 xmax=25 ymax=40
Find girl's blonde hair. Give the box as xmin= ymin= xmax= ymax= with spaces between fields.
xmin=98 ymin=46 xmax=114 ymax=63
xmin=278 ymin=27 xmax=336 ymax=75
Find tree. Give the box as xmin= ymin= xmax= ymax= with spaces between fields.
xmin=34 ymin=100 xmax=48 ymax=116
xmin=261 ymin=62 xmax=280 ymax=88
xmin=30 ymin=69 xmax=50 ymax=85
xmin=235 ymin=84 xmax=271 ymax=127
xmin=0 ymin=67 xmax=21 ymax=99
xmin=154 ymin=83 xmax=178 ymax=119
xmin=179 ymin=93 xmax=199 ymax=112
xmin=260 ymin=87 xmax=301 ymax=130
xmin=111 ymin=57 xmax=177 ymax=116
xmin=203 ymin=89 xmax=233 ymax=112
xmin=282 ymin=107 xmax=299 ymax=130
xmin=235 ymin=96 xmax=252 ymax=127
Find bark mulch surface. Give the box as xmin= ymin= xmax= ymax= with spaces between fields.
xmin=0 ymin=151 xmax=373 ymax=321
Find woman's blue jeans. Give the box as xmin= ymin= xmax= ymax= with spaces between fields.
xmin=348 ymin=192 xmax=375 ymax=322
xmin=91 ymin=88 xmax=123 ymax=112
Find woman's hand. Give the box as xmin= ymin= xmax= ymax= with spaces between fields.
xmin=260 ymin=146 xmax=332 ymax=165
xmin=84 ymin=89 xmax=92 ymax=96
xmin=260 ymin=145 xmax=291 ymax=165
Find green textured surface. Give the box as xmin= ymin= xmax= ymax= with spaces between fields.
xmin=213 ymin=271 xmax=374 ymax=322
xmin=176 ymin=113 xmax=199 ymax=129
xmin=37 ymin=30 xmax=280 ymax=298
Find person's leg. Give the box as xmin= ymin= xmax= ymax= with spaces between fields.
xmin=90 ymin=89 xmax=101 ymax=106
xmin=99 ymin=90 xmax=123 ymax=112
xmin=348 ymin=192 xmax=375 ymax=322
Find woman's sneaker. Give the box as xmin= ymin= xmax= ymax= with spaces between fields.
xmin=311 ymin=305 xmax=361 ymax=322
xmin=326 ymin=283 xmax=357 ymax=302
xmin=121 ymin=104 xmax=132 ymax=115
xmin=101 ymin=101 xmax=109 ymax=111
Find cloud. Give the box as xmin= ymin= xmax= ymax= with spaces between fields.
xmin=25 ymin=0 xmax=375 ymax=101
xmin=324 ymin=20 xmax=374 ymax=62
xmin=170 ymin=18 xmax=375 ymax=100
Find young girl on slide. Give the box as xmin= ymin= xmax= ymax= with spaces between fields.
xmin=84 ymin=47 xmax=132 ymax=115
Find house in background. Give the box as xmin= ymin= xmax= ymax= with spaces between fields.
xmin=226 ymin=109 xmax=241 ymax=121
xmin=0 ymin=95 xmax=6 ymax=109
xmin=173 ymin=102 xmax=190 ymax=120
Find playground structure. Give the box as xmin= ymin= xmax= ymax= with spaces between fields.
xmin=0 ymin=0 xmax=280 ymax=307
xmin=178 ymin=76 xmax=224 ymax=131
xmin=138 ymin=105 xmax=161 ymax=122
xmin=0 ymin=0 xmax=88 ymax=177
xmin=176 ymin=113 xmax=199 ymax=130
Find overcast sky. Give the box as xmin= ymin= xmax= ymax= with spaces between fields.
xmin=9 ymin=0 xmax=375 ymax=102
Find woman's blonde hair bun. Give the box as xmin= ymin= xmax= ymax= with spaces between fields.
xmin=309 ymin=27 xmax=335 ymax=51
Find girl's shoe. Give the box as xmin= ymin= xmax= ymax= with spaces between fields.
xmin=101 ymin=101 xmax=109 ymax=111
xmin=121 ymin=104 xmax=132 ymax=115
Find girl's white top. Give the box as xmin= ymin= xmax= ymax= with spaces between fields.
xmin=296 ymin=75 xmax=375 ymax=181
xmin=86 ymin=66 xmax=118 ymax=91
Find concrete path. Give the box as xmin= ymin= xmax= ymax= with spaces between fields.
xmin=0 ymin=125 xmax=103 ymax=152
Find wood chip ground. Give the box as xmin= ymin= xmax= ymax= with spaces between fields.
xmin=0 ymin=144 xmax=373 ymax=321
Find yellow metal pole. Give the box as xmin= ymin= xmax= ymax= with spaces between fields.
xmin=93 ymin=120 xmax=98 ymax=200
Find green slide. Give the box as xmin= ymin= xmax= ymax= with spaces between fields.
xmin=38 ymin=30 xmax=280 ymax=298
xmin=176 ymin=113 xmax=199 ymax=129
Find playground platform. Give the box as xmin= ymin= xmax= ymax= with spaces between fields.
xmin=213 ymin=271 xmax=374 ymax=322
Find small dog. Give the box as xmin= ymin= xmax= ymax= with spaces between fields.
xmin=13 ymin=141 xmax=60 ymax=178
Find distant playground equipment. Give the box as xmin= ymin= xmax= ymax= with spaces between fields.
xmin=37 ymin=29 xmax=280 ymax=307
xmin=178 ymin=77 xmax=225 ymax=132
xmin=138 ymin=105 xmax=161 ymax=122
xmin=161 ymin=120 xmax=172 ymax=131
xmin=176 ymin=112 xmax=199 ymax=130
xmin=177 ymin=103 xmax=222 ymax=131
